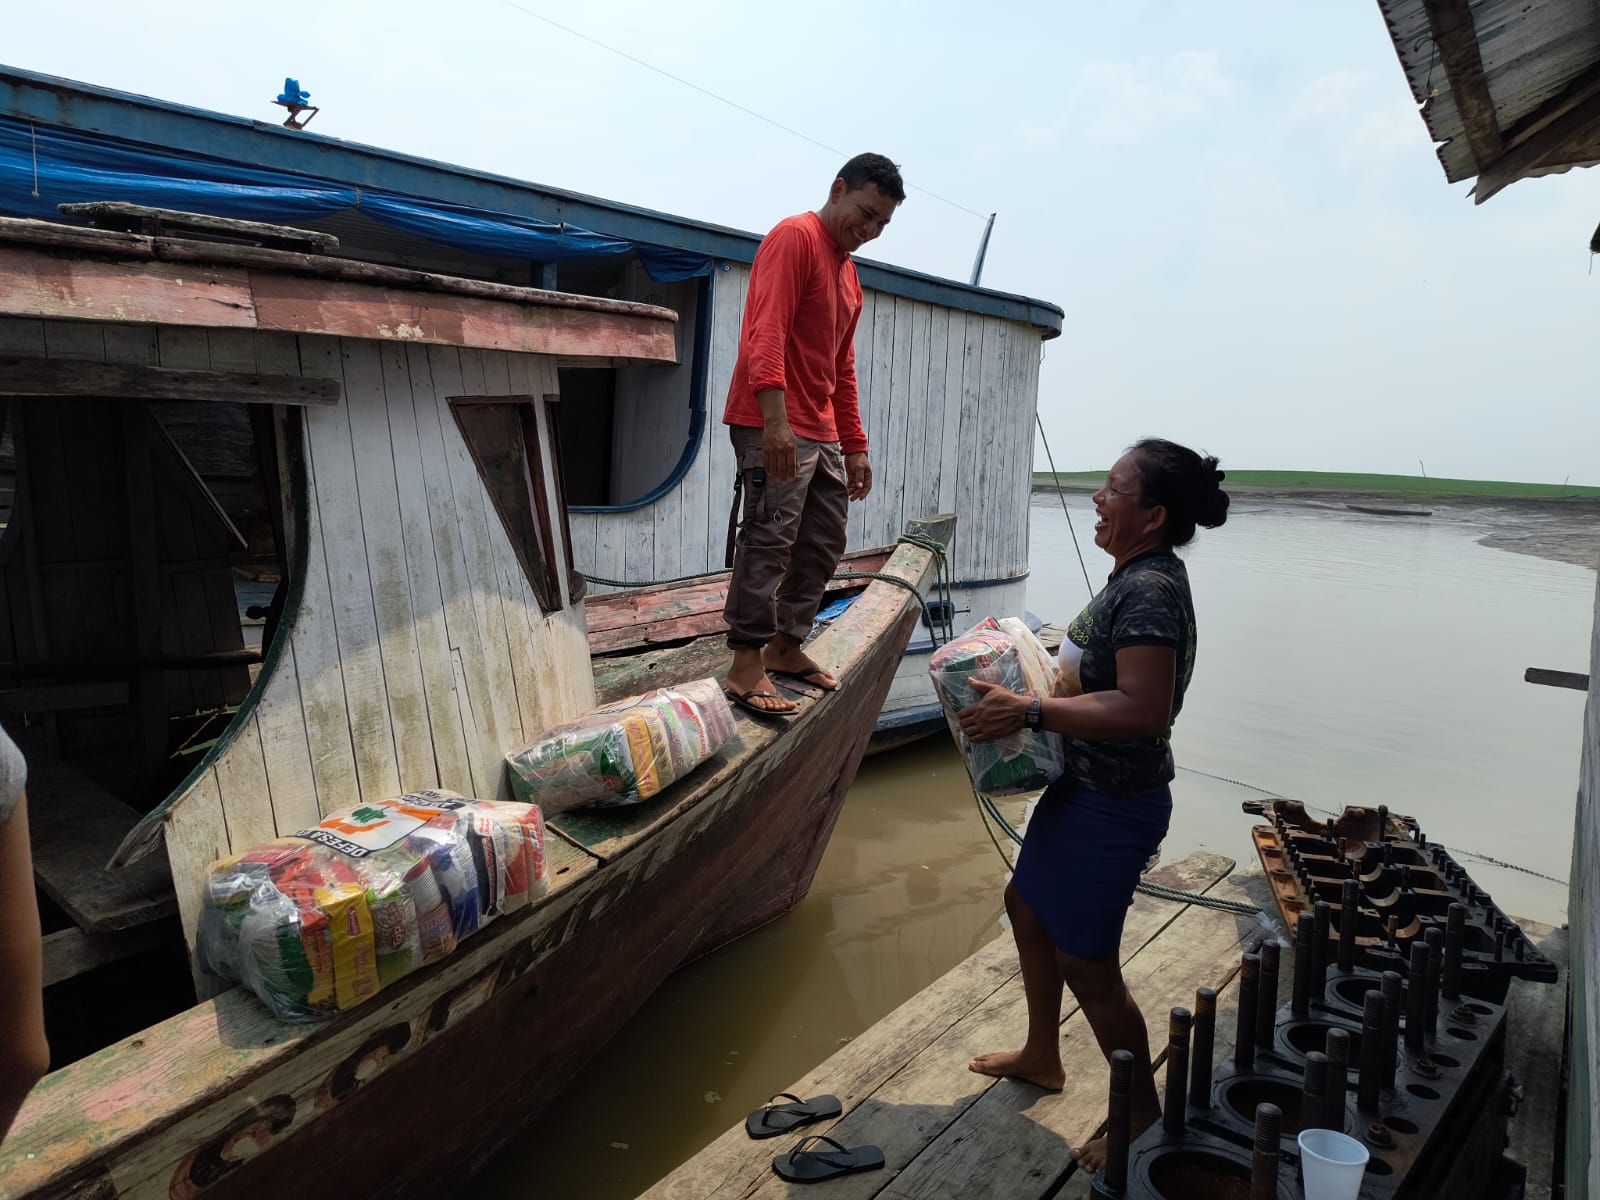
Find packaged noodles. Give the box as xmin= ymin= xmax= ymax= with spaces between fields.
xmin=505 ymin=678 xmax=736 ymax=813
xmin=929 ymin=618 xmax=1066 ymax=796
xmin=197 ymin=789 xmax=548 ymax=1021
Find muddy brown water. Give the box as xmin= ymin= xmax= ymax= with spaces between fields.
xmin=475 ymin=496 xmax=1591 ymax=1199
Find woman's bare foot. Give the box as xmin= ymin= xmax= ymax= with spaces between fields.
xmin=967 ymin=1050 xmax=1065 ymax=1092
xmin=1072 ymin=1105 xmax=1159 ymax=1174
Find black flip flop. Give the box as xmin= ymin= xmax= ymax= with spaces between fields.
xmin=723 ymin=687 xmax=798 ymax=718
xmin=744 ymin=1092 xmax=842 ymax=1140
xmin=767 ymin=667 xmax=839 ymax=692
xmin=772 ymin=1134 xmax=885 ymax=1183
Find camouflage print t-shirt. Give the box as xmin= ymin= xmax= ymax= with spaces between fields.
xmin=1056 ymin=551 xmax=1196 ymax=795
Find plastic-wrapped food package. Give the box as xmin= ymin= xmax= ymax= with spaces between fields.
xmin=929 ymin=618 xmax=1066 ymax=796
xmin=997 ymin=617 xmax=1060 ymax=699
xmin=197 ymin=790 xmax=548 ymax=1020
xmin=505 ymin=678 xmax=736 ymax=813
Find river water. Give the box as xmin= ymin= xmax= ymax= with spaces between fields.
xmin=474 ymin=495 xmax=1594 ymax=1199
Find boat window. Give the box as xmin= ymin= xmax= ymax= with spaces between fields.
xmin=449 ymin=397 xmax=567 ymax=613
xmin=552 ymin=261 xmax=709 ymax=511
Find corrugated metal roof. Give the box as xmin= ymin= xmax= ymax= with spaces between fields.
xmin=1378 ymin=0 xmax=1600 ymax=184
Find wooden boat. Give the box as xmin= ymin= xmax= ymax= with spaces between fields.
xmin=0 ymin=66 xmax=1063 ymax=747
xmin=1345 ymin=503 xmax=1432 ymax=517
xmin=0 ymin=205 xmax=952 ymax=1199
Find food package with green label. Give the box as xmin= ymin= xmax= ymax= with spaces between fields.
xmin=929 ymin=618 xmax=1065 ymax=796
xmin=504 ymin=677 xmax=737 ymax=814
xmin=196 ymin=789 xmax=548 ymax=1020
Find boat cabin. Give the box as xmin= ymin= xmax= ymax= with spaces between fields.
xmin=0 ymin=203 xmax=678 ymax=1010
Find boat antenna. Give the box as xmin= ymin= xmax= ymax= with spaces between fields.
xmin=273 ymin=78 xmax=320 ymax=130
xmin=969 ymin=213 xmax=997 ymax=286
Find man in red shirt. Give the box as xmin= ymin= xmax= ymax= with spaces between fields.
xmin=722 ymin=153 xmax=904 ymax=716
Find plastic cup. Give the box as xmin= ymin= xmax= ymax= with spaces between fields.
xmin=1297 ymin=1128 xmax=1369 ymax=1200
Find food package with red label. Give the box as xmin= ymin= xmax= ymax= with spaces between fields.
xmin=197 ymin=789 xmax=549 ymax=1020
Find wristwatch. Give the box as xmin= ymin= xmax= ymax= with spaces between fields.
xmin=1024 ymin=697 xmax=1043 ymax=732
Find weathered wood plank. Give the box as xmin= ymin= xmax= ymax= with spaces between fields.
xmin=430 ymin=344 xmax=525 ymax=787
xmin=954 ymin=315 xmax=985 ymax=582
xmin=462 ymin=350 xmax=542 ymax=744
xmin=881 ymin=297 xmax=915 ymax=547
xmin=845 ymin=289 xmax=875 ymax=551
xmin=646 ymin=853 xmax=1236 ymax=1200
xmin=0 ymin=249 xmax=255 ymax=328
xmin=1566 ymin=568 xmax=1599 ymax=1200
xmin=246 ymin=274 xmax=676 ymax=362
xmin=27 ymin=758 xmax=178 ymax=934
xmin=0 ymin=356 xmax=339 ymax=405
xmin=0 ymin=217 xmax=673 ymax=322
xmin=211 ymin=713 xmax=279 ymax=848
xmin=404 ymin=342 xmax=496 ymax=799
xmin=41 ymin=921 xmax=174 ymax=988
xmin=279 ymin=340 xmax=364 ymax=817
xmin=303 ymin=337 xmax=403 ymax=803
xmin=343 ymin=339 xmax=438 ymax=792
xmin=380 ymin=342 xmax=474 ymax=793
xmin=1524 ymin=667 xmax=1589 ymax=691
xmin=1503 ymin=924 xmax=1567 ymax=1200
xmin=973 ymin=320 xmax=1008 ymax=582
xmin=879 ymin=875 xmax=1260 ymax=1200
xmin=100 ymin=323 xmax=160 ymax=367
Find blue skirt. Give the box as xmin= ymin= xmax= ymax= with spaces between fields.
xmin=1011 ymin=777 xmax=1173 ymax=961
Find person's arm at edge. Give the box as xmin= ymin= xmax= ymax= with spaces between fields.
xmin=0 ymin=795 xmax=49 ymax=1147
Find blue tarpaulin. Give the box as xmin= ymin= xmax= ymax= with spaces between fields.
xmin=0 ymin=115 xmax=712 ymax=282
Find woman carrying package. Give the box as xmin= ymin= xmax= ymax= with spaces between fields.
xmin=957 ymin=438 xmax=1228 ymax=1172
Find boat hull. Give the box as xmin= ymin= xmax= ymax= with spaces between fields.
xmin=0 ymin=533 xmax=945 ymax=1200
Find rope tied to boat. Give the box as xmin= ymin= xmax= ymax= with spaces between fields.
xmin=583 ymin=530 xmax=957 ymax=647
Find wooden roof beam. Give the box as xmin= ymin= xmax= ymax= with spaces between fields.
xmin=1421 ymin=0 xmax=1505 ymax=172
xmin=1474 ymin=61 xmax=1600 ymax=202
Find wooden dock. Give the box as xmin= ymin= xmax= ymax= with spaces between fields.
xmin=643 ymin=852 xmax=1262 ymax=1199
xmin=643 ymin=851 xmax=1570 ymax=1200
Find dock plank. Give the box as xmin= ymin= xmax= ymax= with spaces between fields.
xmin=881 ymin=878 xmax=1264 ymax=1199
xmin=643 ymin=851 xmax=1236 ymax=1200
xmin=1504 ymin=921 xmax=1567 ymax=1200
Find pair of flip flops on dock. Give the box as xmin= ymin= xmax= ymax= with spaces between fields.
xmin=745 ymin=1093 xmax=884 ymax=1183
xmin=724 ymin=667 xmax=836 ymax=720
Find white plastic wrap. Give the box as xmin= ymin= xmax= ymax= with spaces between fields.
xmin=929 ymin=618 xmax=1066 ymax=796
xmin=505 ymin=678 xmax=736 ymax=813
xmin=197 ymin=790 xmax=548 ymax=1020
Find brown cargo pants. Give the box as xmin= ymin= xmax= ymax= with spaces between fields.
xmin=723 ymin=425 xmax=850 ymax=650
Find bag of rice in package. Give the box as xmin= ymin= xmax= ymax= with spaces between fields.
xmin=196 ymin=789 xmax=548 ymax=1021
xmin=504 ymin=678 xmax=736 ymax=813
xmin=929 ymin=618 xmax=1066 ymax=796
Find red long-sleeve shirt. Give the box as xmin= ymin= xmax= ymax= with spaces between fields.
xmin=722 ymin=211 xmax=868 ymax=453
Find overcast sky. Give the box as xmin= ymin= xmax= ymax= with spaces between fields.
xmin=9 ymin=1 xmax=1598 ymax=483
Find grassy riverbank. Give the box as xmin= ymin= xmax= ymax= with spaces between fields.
xmin=1033 ymin=469 xmax=1600 ymax=502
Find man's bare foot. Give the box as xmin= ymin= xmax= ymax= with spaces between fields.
xmin=762 ymin=639 xmax=838 ymax=690
xmin=967 ymin=1050 xmax=1065 ymax=1092
xmin=1072 ymin=1106 xmax=1158 ymax=1174
xmin=725 ymin=650 xmax=797 ymax=714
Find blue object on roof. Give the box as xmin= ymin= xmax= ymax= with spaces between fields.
xmin=276 ymin=78 xmax=310 ymax=106
xmin=0 ymin=113 xmax=711 ymax=281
